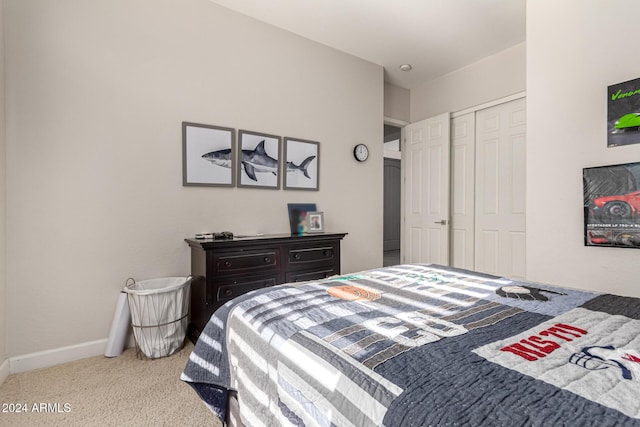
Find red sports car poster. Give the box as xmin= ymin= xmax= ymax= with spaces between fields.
xmin=608 ymin=77 xmax=640 ymax=147
xmin=583 ymin=161 xmax=640 ymax=248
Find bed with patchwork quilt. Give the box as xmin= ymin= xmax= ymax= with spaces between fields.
xmin=181 ymin=264 xmax=640 ymax=426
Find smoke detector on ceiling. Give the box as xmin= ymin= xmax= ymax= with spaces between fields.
xmin=399 ymin=64 xmax=412 ymax=72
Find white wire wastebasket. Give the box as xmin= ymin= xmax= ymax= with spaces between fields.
xmin=123 ymin=276 xmax=191 ymax=359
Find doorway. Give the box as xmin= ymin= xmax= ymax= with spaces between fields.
xmin=384 ymin=124 xmax=402 ymax=266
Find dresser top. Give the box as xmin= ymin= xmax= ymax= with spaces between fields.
xmin=185 ymin=232 xmax=347 ymax=249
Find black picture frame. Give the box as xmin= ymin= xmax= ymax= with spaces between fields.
xmin=182 ymin=122 xmax=235 ymax=187
xmin=283 ymin=138 xmax=319 ymax=191
xmin=287 ymin=203 xmax=317 ymax=234
xmin=237 ymin=130 xmax=282 ymax=189
xmin=583 ymin=161 xmax=640 ymax=248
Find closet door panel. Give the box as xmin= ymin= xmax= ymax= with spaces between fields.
xmin=474 ymin=98 xmax=526 ymax=278
xmin=450 ymin=113 xmax=475 ymax=270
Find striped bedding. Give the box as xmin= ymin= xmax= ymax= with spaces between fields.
xmin=181 ymin=264 xmax=640 ymax=426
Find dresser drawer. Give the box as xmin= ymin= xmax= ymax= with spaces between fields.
xmin=186 ymin=233 xmax=346 ymax=342
xmin=214 ymin=250 xmax=279 ymax=274
xmin=286 ymin=267 xmax=337 ymax=283
xmin=216 ymin=275 xmax=278 ymax=303
xmin=287 ymin=246 xmax=335 ymax=270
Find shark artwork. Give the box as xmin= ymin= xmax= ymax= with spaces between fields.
xmin=202 ymin=140 xmax=316 ymax=182
xmin=286 ymin=156 xmax=316 ymax=179
xmin=201 ymin=148 xmax=232 ymax=169
xmin=239 ymin=140 xmax=278 ymax=181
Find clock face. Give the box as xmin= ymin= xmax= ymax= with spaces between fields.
xmin=354 ymin=144 xmax=369 ymax=162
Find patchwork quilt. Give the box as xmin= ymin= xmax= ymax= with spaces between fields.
xmin=181 ymin=264 xmax=640 ymax=426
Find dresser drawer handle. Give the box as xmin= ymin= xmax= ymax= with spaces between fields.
xmin=264 ymin=256 xmax=271 ymax=263
xmin=294 ymin=253 xmax=301 ymax=260
xmin=224 ymin=260 xmax=231 ymax=268
xmin=323 ymin=250 xmax=330 ymax=256
xmin=225 ymin=289 xmax=233 ymax=297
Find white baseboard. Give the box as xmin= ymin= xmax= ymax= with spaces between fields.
xmin=9 ymin=339 xmax=110 ymax=374
xmin=8 ymin=336 xmax=138 ymax=375
xmin=7 ymin=333 xmax=135 ymax=375
xmin=0 ymin=358 xmax=9 ymax=385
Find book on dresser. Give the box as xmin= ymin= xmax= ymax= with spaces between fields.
xmin=185 ymin=232 xmax=347 ymax=342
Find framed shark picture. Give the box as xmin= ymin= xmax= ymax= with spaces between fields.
xmin=182 ymin=122 xmax=235 ymax=187
xmin=283 ymin=137 xmax=319 ymax=191
xmin=237 ymin=130 xmax=282 ymax=189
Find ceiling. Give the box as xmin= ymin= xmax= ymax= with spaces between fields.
xmin=207 ymin=0 xmax=526 ymax=89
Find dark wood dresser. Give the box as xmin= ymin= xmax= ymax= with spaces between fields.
xmin=185 ymin=232 xmax=347 ymax=342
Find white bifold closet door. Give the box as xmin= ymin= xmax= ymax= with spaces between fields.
xmin=450 ymin=112 xmax=476 ymax=270
xmin=474 ymin=97 xmax=526 ymax=278
xmin=451 ymin=97 xmax=526 ymax=278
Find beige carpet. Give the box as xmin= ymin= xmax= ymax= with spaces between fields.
xmin=0 ymin=341 xmax=221 ymax=426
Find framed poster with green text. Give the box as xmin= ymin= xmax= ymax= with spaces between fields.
xmin=608 ymin=77 xmax=640 ymax=147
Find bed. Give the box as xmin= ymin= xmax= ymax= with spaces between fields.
xmin=181 ymin=264 xmax=640 ymax=426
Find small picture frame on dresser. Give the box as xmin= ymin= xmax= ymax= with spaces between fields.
xmin=306 ymin=212 xmax=324 ymax=233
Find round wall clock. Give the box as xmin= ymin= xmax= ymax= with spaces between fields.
xmin=353 ymin=144 xmax=369 ymax=162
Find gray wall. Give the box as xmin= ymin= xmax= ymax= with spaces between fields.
xmin=4 ymin=0 xmax=383 ymax=356
xmin=527 ymin=0 xmax=640 ymax=297
xmin=411 ymin=42 xmax=525 ymax=120
xmin=384 ymin=83 xmax=410 ymax=123
xmin=0 ymin=0 xmax=7 ymax=375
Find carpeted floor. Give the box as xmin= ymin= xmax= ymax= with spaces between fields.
xmin=0 ymin=341 xmax=220 ymax=426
